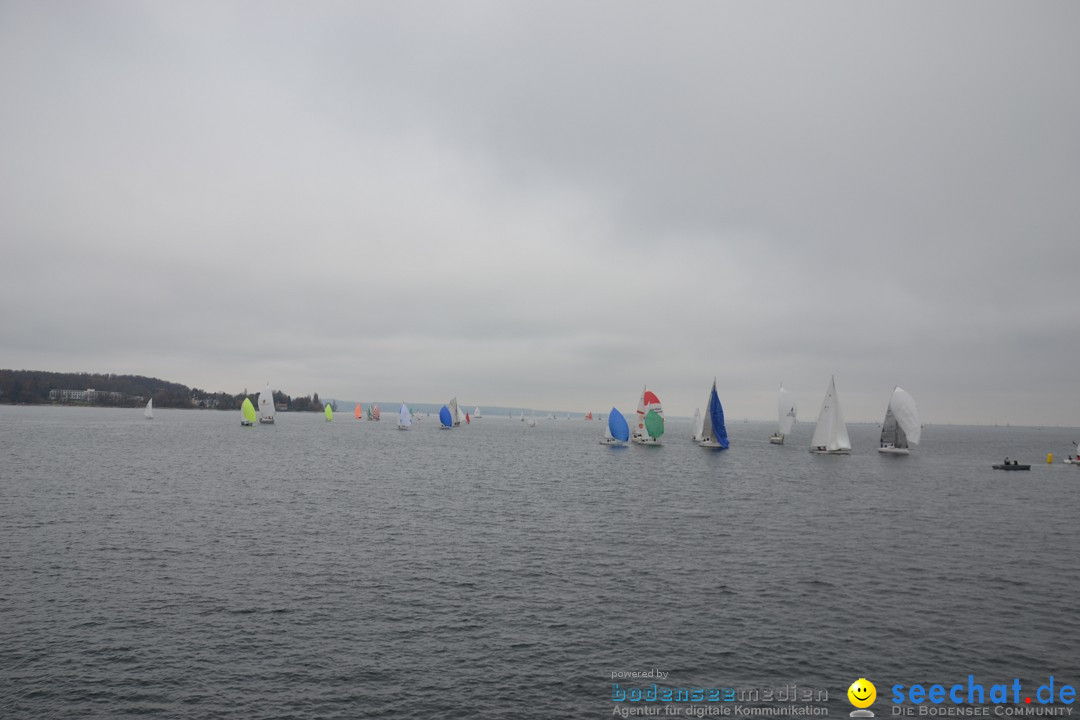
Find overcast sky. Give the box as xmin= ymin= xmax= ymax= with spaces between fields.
xmin=2 ymin=1 xmax=1078 ymax=425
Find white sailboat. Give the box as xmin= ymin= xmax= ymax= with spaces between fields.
xmin=878 ymin=387 xmax=921 ymax=455
xmin=769 ymin=383 xmax=797 ymax=444
xmin=631 ymin=386 xmax=664 ymax=445
xmin=258 ymin=382 xmax=275 ymax=424
xmin=448 ymin=397 xmax=461 ymax=427
xmin=809 ymin=376 xmax=851 ymax=454
xmin=144 ymin=398 xmax=153 ymax=420
xmin=473 ymin=406 xmax=482 ymax=419
xmin=398 ymin=403 xmax=412 ymax=430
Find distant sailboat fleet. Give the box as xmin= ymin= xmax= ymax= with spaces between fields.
xmin=226 ymin=377 xmax=929 ymax=456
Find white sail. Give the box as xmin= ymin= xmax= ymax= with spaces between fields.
xmin=258 ymin=382 xmax=275 ymax=423
xmin=809 ymin=376 xmax=851 ymax=453
xmin=889 ymin=387 xmax=921 ymax=446
xmin=699 ymin=399 xmax=715 ymax=444
xmin=691 ymin=408 xmax=703 ymax=441
xmin=777 ymin=384 xmax=796 ymax=436
xmin=144 ymin=398 xmax=153 ymax=419
xmin=473 ymin=406 xmax=482 ymax=418
xmin=398 ymin=403 xmax=412 ymax=429
xmin=449 ymin=397 xmax=460 ymax=426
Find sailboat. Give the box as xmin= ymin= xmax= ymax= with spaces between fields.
xmin=144 ymin=398 xmax=153 ymax=420
xmin=448 ymin=397 xmax=461 ymax=427
xmin=809 ymin=376 xmax=851 ymax=454
xmin=691 ymin=408 xmax=703 ymax=441
xmin=584 ymin=411 xmax=593 ymax=421
xmin=878 ymin=387 xmax=921 ymax=455
xmin=631 ymin=386 xmax=664 ymax=445
xmin=240 ymin=397 xmax=257 ymax=426
xmin=398 ymin=403 xmax=412 ymax=430
xmin=371 ymin=403 xmax=380 ymax=421
xmin=258 ymin=382 xmax=275 ymax=424
xmin=324 ymin=403 xmax=333 ymax=421
xmin=769 ymin=383 xmax=797 ymax=444
xmin=697 ymin=380 xmax=729 ymax=449
xmin=438 ymin=405 xmax=453 ymax=429
xmin=600 ymin=407 xmax=630 ymax=446
xmin=473 ymin=406 xmax=482 ymax=419
xmin=354 ymin=403 xmax=363 ymax=420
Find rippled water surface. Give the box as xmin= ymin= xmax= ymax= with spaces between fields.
xmin=3 ymin=406 xmax=1079 ymax=718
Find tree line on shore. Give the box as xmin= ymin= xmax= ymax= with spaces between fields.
xmin=0 ymin=369 xmax=325 ymax=412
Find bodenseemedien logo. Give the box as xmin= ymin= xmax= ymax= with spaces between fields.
xmin=849 ymin=678 xmax=877 ymax=717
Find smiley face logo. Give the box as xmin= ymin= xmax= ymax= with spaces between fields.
xmin=848 ymin=678 xmax=876 ymax=709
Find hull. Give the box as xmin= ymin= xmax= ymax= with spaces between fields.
xmin=631 ymin=435 xmax=662 ymax=446
xmin=769 ymin=434 xmax=785 ymax=445
xmin=878 ymin=446 xmax=910 ymax=455
xmin=258 ymin=417 xmax=274 ymax=424
xmin=992 ymin=464 xmax=1030 ymax=470
xmin=698 ymin=439 xmax=725 ymax=449
xmin=397 ymin=425 xmax=411 ymax=430
xmin=241 ymin=420 xmax=254 ymax=427
xmin=810 ymin=447 xmax=851 ymax=455
xmin=599 ymin=438 xmax=625 ymax=446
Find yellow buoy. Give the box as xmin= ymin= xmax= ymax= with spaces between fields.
xmin=1047 ymin=453 xmax=1053 ymax=464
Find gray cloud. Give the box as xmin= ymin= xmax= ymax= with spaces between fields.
xmin=2 ymin=1 xmax=1078 ymax=425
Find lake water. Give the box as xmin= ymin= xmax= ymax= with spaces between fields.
xmin=2 ymin=405 xmax=1079 ymax=718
